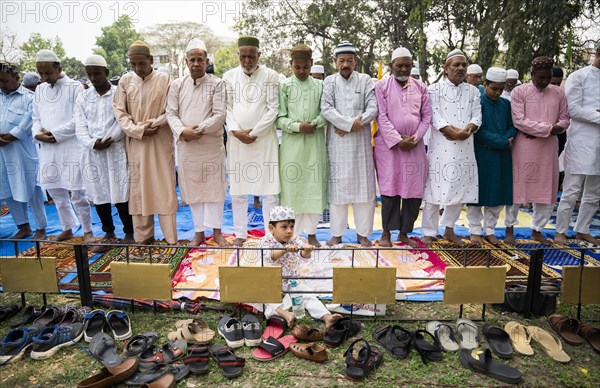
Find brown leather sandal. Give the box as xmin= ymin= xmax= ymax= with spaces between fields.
xmin=289 ymin=342 xmax=328 ymax=362
xmin=291 ymin=324 xmax=325 ymax=341
xmin=579 ymin=323 xmax=600 ymax=354
xmin=548 ymin=314 xmax=584 ymax=346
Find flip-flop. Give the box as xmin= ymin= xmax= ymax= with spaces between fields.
xmin=89 ymin=332 xmax=122 ymax=368
xmin=548 ymin=314 xmax=584 ymax=346
xmin=527 ymin=326 xmax=570 ymax=363
xmin=372 ymin=325 xmax=412 ymax=359
xmin=124 ymin=332 xmax=159 ymax=357
xmin=166 ymin=364 xmax=191 ymax=381
xmin=261 ymin=315 xmax=288 ymax=340
xmin=106 ymin=310 xmax=132 ymax=341
xmin=458 ymin=348 xmax=522 ymax=385
xmin=456 ymin=319 xmax=479 ymax=350
xmin=504 ymin=321 xmax=534 ymax=356
xmin=210 ymin=345 xmax=245 ymax=379
xmin=83 ymin=310 xmax=107 ymax=343
xmin=482 ymin=324 xmax=513 ymax=359
xmin=124 ymin=363 xmax=170 ymax=386
xmin=426 ymin=321 xmax=459 ymax=352
xmin=411 ymin=330 xmax=443 ymax=363
xmin=579 ymin=323 xmax=600 ymax=354
xmin=251 ymin=335 xmax=297 ymax=361
xmin=183 ymin=345 xmax=209 ymax=375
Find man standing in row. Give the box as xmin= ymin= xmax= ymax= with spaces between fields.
xmin=167 ymin=39 xmax=229 ymax=247
xmin=113 ymin=41 xmax=178 ymax=245
xmin=321 ymin=41 xmax=378 ymax=247
xmin=374 ymin=47 xmax=431 ymax=248
xmin=0 ymin=61 xmax=47 ymax=240
xmin=33 ymin=50 xmax=93 ymax=243
xmin=223 ymin=36 xmax=280 ymax=246
xmin=75 ymin=54 xmax=133 ymax=252
xmin=422 ymin=49 xmax=482 ymax=247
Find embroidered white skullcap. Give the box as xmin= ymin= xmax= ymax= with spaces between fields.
xmin=467 ymin=64 xmax=483 ymax=74
xmin=391 ymin=47 xmax=412 ymax=62
xmin=311 ymin=65 xmax=324 ymax=74
xmin=334 ymin=41 xmax=357 ymax=56
xmin=269 ymin=206 xmax=296 ymax=222
xmin=84 ymin=54 xmax=108 ymax=68
xmin=486 ymin=67 xmax=507 ymax=83
xmin=410 ymin=68 xmax=420 ymax=75
xmin=506 ymin=69 xmax=519 ymax=79
xmin=186 ymin=38 xmax=207 ymax=53
xmin=36 ymin=49 xmax=59 ymax=63
xmin=446 ymin=48 xmax=466 ymax=61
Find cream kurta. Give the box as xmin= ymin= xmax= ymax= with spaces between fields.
xmin=222 ymin=65 xmax=280 ymax=195
xmin=112 ymin=70 xmax=178 ymax=216
xmin=166 ymin=74 xmax=227 ymax=204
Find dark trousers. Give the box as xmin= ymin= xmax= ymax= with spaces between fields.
xmin=95 ymin=202 xmax=133 ymax=235
xmin=381 ymin=195 xmax=422 ymax=233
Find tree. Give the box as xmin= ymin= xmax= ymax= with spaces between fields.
xmin=61 ymin=56 xmax=87 ymax=80
xmin=18 ymin=33 xmax=65 ymax=72
xmin=212 ymin=42 xmax=239 ymax=78
xmin=95 ymin=15 xmax=141 ymax=76
xmin=143 ymin=22 xmax=222 ymax=78
xmin=0 ymin=29 xmax=20 ymax=63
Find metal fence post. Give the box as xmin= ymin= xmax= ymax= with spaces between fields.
xmin=74 ymin=244 xmax=93 ymax=307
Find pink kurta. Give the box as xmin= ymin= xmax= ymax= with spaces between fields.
xmin=511 ymin=83 xmax=570 ymax=204
xmin=374 ymin=76 xmax=431 ymax=197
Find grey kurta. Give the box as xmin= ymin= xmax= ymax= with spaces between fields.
xmin=321 ymin=71 xmax=378 ymax=204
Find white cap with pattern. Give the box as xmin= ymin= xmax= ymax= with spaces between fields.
xmin=269 ymin=206 xmax=296 ymax=222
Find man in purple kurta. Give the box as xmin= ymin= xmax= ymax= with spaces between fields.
xmin=506 ymin=56 xmax=570 ymax=244
xmin=374 ymin=47 xmax=431 ymax=248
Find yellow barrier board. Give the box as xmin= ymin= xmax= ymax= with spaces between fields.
xmin=332 ymin=267 xmax=396 ymax=304
xmin=443 ymin=266 xmax=506 ymax=304
xmin=562 ymin=266 xmax=600 ymax=304
xmin=111 ymin=262 xmax=171 ymax=300
xmin=219 ymin=267 xmax=282 ymax=303
xmin=0 ymin=257 xmax=59 ymax=293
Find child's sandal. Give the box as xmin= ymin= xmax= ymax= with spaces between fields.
xmin=343 ymin=338 xmax=383 ymax=381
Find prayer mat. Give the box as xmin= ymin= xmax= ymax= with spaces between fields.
xmin=0 ymin=205 xmax=9 ymax=217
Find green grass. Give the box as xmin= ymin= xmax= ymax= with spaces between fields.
xmin=1 ymin=293 xmax=599 ymax=387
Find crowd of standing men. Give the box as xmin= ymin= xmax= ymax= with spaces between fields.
xmin=1 ymin=37 xmax=598 ymax=249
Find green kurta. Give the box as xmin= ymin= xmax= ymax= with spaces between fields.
xmin=474 ymin=94 xmax=518 ymax=207
xmin=277 ymin=76 xmax=328 ymax=214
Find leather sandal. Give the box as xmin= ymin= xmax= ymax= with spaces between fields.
xmin=343 ymin=339 xmax=383 ymax=381
xmin=548 ymin=314 xmax=584 ymax=346
xmin=289 ymin=342 xmax=328 ymax=362
xmin=292 ymin=324 xmax=325 ymax=342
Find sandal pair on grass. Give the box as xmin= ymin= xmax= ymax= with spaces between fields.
xmin=372 ymin=325 xmax=442 ymax=363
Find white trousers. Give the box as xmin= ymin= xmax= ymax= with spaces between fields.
xmin=466 ymin=205 xmax=503 ymax=236
xmin=294 ymin=213 xmax=321 ymax=236
xmin=6 ymin=185 xmax=47 ymax=229
xmin=231 ymin=194 xmax=278 ymax=239
xmin=505 ymin=203 xmax=554 ymax=232
xmin=556 ymin=173 xmax=600 ymax=234
xmin=330 ymin=202 xmax=375 ymax=237
xmin=47 ymin=188 xmax=92 ymax=233
xmin=249 ymin=294 xmax=330 ymax=320
xmin=422 ymin=202 xmax=463 ymax=237
xmin=189 ymin=202 xmax=224 ymax=232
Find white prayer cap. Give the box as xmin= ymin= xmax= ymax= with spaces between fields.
xmin=334 ymin=41 xmax=357 ymax=56
xmin=23 ymin=72 xmax=41 ymax=86
xmin=269 ymin=206 xmax=295 ymax=222
xmin=311 ymin=65 xmax=325 ymax=74
xmin=486 ymin=67 xmax=507 ymax=83
xmin=446 ymin=48 xmax=466 ymax=61
xmin=391 ymin=47 xmax=412 ymax=62
xmin=410 ymin=68 xmax=420 ymax=75
xmin=467 ymin=64 xmax=483 ymax=74
xmin=157 ymin=66 xmax=171 ymax=75
xmin=186 ymin=38 xmax=207 ymax=53
xmin=36 ymin=49 xmax=59 ymax=63
xmin=506 ymin=69 xmax=519 ymax=79
xmin=84 ymin=54 xmax=108 ymax=68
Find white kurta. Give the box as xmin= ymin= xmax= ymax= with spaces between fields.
xmin=321 ymin=71 xmax=378 ymax=204
xmin=424 ymin=78 xmax=482 ymax=205
xmin=75 ymin=85 xmax=128 ymax=204
xmin=222 ymin=65 xmax=280 ymax=196
xmin=32 ymin=76 xmax=84 ymax=190
xmin=563 ymin=65 xmax=600 ymax=175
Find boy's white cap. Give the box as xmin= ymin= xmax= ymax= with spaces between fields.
xmin=311 ymin=65 xmax=325 ymax=73
xmin=269 ymin=206 xmax=295 ymax=222
xmin=467 ymin=64 xmax=483 ymax=74
xmin=507 ymin=69 xmax=519 ymax=79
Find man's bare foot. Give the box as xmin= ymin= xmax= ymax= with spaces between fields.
xmin=422 ymin=236 xmax=434 ymax=247
xmin=322 ymin=313 xmax=343 ymax=328
xmin=83 ymin=231 xmax=95 ymax=244
xmin=379 ymin=230 xmax=392 ymax=247
xmin=576 ymin=233 xmax=600 ymax=246
xmin=531 ymin=230 xmax=551 ymax=245
xmin=326 ymin=236 xmax=342 ymax=246
xmin=253 ymin=196 xmax=262 ymax=208
xmin=189 ymin=232 xmax=206 ymax=246
xmin=233 ymin=237 xmax=246 ymax=247
xmin=54 ymin=229 xmax=74 ymax=242
xmin=443 ymin=228 xmax=465 ymax=247
xmin=398 ymin=233 xmax=419 ymax=248
xmin=554 ymin=232 xmax=568 ymax=245
xmin=213 ymin=230 xmax=231 ymax=247
xmin=275 ymin=308 xmax=295 ymax=328
xmin=505 ymin=227 xmax=516 ymax=245
xmin=484 ymin=234 xmax=500 ymax=245
xmin=470 ymin=234 xmax=483 ymax=244
xmin=357 ymin=234 xmax=372 ymax=247
xmin=12 ymin=224 xmax=33 ymax=239
xmin=32 ymin=229 xmax=46 ymax=240
xmin=307 ymin=234 xmax=321 ymax=247
xmin=139 ymin=236 xmax=155 ymax=245
xmin=181 ymin=201 xmax=188 ymax=207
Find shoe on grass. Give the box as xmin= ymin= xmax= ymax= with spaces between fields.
xmin=30 ymin=324 xmax=84 ymax=360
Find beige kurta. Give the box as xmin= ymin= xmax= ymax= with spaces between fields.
xmin=166 ymin=74 xmax=227 ymax=204
xmin=112 ymin=70 xmax=178 ymax=216
xmin=222 ymin=65 xmax=280 ymax=196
